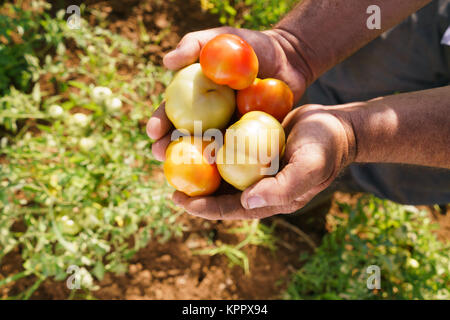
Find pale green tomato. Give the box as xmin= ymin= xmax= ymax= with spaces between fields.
xmin=165 ymin=63 xmax=235 ymax=133
xmin=58 ymin=215 xmax=81 ymax=235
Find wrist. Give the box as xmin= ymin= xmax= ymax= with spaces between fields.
xmin=326 ymin=107 xmax=358 ymax=168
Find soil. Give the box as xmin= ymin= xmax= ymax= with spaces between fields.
xmin=1 ymin=201 xmax=328 ymax=299
xmin=2 ymin=190 xmax=448 ymax=300
xmin=1 ymin=0 xmax=449 ymax=300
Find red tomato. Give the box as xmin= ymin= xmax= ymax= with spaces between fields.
xmin=200 ymin=34 xmax=259 ymax=90
xmin=237 ymin=78 xmax=294 ymax=122
xmin=164 ymin=137 xmax=221 ymax=196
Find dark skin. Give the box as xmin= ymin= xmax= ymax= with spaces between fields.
xmin=147 ymin=0 xmax=450 ymax=220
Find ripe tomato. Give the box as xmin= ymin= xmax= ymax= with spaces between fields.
xmin=164 ymin=136 xmax=221 ymax=196
xmin=200 ymin=34 xmax=259 ymax=90
xmin=165 ymin=63 xmax=235 ymax=134
xmin=216 ymin=111 xmax=285 ymax=191
xmin=237 ymin=78 xmax=294 ymax=122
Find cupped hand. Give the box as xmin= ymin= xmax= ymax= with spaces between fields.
xmin=170 ymin=104 xmax=356 ymax=220
xmin=147 ymin=26 xmax=308 ymax=161
xmin=146 ymin=27 xmax=347 ymax=220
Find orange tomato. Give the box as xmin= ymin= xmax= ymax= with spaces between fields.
xmin=200 ymin=34 xmax=259 ymax=90
xmin=237 ymin=78 xmax=294 ymax=122
xmin=164 ymin=137 xmax=221 ymax=196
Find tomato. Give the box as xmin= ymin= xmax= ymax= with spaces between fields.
xmin=200 ymin=34 xmax=259 ymax=90
xmin=216 ymin=111 xmax=285 ymax=191
xmin=58 ymin=215 xmax=81 ymax=235
xmin=164 ymin=136 xmax=221 ymax=196
xmin=237 ymin=78 xmax=294 ymax=122
xmin=165 ymin=63 xmax=236 ymax=133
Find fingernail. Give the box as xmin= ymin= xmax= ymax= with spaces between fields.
xmin=172 ymin=193 xmax=182 ymax=205
xmin=163 ymin=51 xmax=178 ymax=69
xmin=246 ymin=196 xmax=266 ymax=209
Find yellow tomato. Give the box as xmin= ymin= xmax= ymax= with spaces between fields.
xmin=216 ymin=111 xmax=285 ymax=191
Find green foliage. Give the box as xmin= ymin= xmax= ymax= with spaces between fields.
xmin=203 ymin=0 xmax=298 ymax=29
xmin=0 ymin=2 xmax=179 ymax=297
xmin=285 ymin=196 xmax=450 ymax=300
xmin=1 ymin=0 xmax=448 ymax=301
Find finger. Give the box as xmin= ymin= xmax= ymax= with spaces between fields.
xmin=163 ymin=27 xmax=276 ymax=74
xmin=147 ymin=102 xmax=172 ymax=140
xmin=241 ymin=150 xmax=328 ymax=209
xmin=163 ymin=30 xmax=223 ymax=70
xmin=172 ymin=191 xmax=302 ymax=220
xmin=151 ymin=133 xmax=172 ymax=161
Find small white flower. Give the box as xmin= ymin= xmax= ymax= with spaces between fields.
xmin=79 ymin=268 xmax=94 ymax=289
xmin=48 ymin=104 xmax=64 ymax=118
xmin=68 ymin=137 xmax=79 ymax=146
xmin=124 ymin=155 xmax=135 ymax=166
xmin=91 ymin=86 xmax=112 ymax=104
xmin=72 ymin=113 xmax=90 ymax=128
xmin=47 ymin=136 xmax=57 ymax=147
xmin=135 ymin=140 xmax=148 ymax=150
xmin=17 ymin=25 xmax=24 ymax=36
xmin=79 ymin=137 xmax=96 ymax=152
xmin=105 ymin=97 xmax=122 ymax=113
xmin=407 ymin=258 xmax=420 ymax=269
xmin=1 ymin=137 xmax=8 ymax=148
xmin=87 ymin=45 xmax=96 ymax=54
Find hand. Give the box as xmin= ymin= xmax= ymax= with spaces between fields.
xmin=147 ymin=26 xmax=308 ymax=162
xmin=170 ymin=104 xmax=356 ymax=220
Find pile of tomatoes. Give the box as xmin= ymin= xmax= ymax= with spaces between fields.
xmin=162 ymin=34 xmax=294 ymax=197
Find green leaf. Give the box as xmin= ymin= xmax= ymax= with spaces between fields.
xmin=92 ymin=261 xmax=105 ymax=281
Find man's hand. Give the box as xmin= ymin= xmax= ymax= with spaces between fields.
xmin=145 ymin=0 xmax=441 ymax=220
xmin=170 ymin=105 xmax=356 ymax=220
xmin=147 ymin=26 xmax=309 ymax=162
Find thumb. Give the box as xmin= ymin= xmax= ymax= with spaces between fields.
xmin=163 ymin=29 xmax=227 ymax=70
xmin=163 ymin=27 xmax=240 ymax=70
xmin=241 ymin=152 xmax=328 ymax=210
